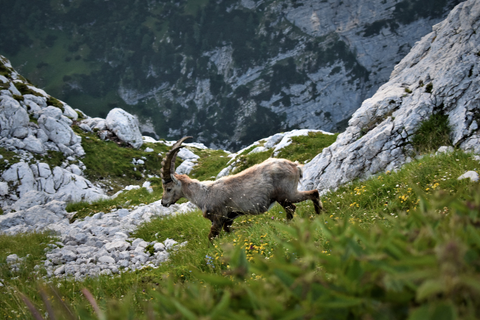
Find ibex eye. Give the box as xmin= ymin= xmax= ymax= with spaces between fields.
xmin=166 ymin=188 xmax=172 ymax=192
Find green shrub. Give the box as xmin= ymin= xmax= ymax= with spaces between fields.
xmin=411 ymin=112 xmax=452 ymax=154
xmin=46 ymin=96 xmax=65 ymax=111
xmin=425 ymin=83 xmax=433 ymax=93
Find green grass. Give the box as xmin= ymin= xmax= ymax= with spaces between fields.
xmin=33 ymin=150 xmax=66 ymax=168
xmin=231 ymin=149 xmax=272 ymax=174
xmin=412 ymin=112 xmax=452 ymax=154
xmin=2 ymin=133 xmax=480 ymax=318
xmin=189 ymin=148 xmax=230 ymax=181
xmin=0 ymin=147 xmax=21 ymax=171
xmin=66 ymin=185 xmax=163 ymax=221
xmin=277 ymin=131 xmax=339 ymax=163
xmin=231 ymin=131 xmax=339 ymax=174
xmin=13 ymin=82 xmax=43 ymax=97
xmin=74 ymin=127 xmax=171 ymax=191
xmin=0 ymin=62 xmax=12 ymax=78
xmin=0 ymin=232 xmax=57 ymax=319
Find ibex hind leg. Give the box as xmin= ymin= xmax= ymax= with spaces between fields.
xmin=290 ymin=190 xmax=323 ymax=215
xmin=208 ymin=215 xmax=225 ymax=241
xmin=208 ymin=222 xmax=222 ymax=241
xmin=279 ymin=201 xmax=296 ymax=220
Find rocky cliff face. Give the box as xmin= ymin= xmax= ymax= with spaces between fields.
xmin=115 ymin=0 xmax=462 ymax=150
xmin=1 ymin=0 xmax=461 ymax=150
xmin=301 ymin=0 xmax=480 ymax=193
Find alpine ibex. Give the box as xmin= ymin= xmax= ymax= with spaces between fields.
xmin=161 ymin=137 xmax=323 ymax=240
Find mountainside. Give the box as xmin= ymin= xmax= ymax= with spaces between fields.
xmin=0 ymin=0 xmax=461 ymax=150
xmin=2 ymin=2 xmax=480 ymax=317
xmin=302 ymin=0 xmax=480 ymax=192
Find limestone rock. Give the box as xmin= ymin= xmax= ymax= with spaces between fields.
xmin=38 ymin=114 xmax=74 ymax=146
xmin=458 ymin=171 xmax=480 ymax=182
xmin=105 ymin=108 xmax=143 ymax=148
xmin=0 ymin=96 xmax=29 ymax=138
xmin=301 ymin=0 xmax=480 ymax=193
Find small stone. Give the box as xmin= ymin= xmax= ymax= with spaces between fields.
xmin=6 ymin=254 xmax=19 ymax=264
xmin=154 ymin=243 xmax=165 ymax=252
xmin=457 ymin=171 xmax=479 ymax=182
xmin=105 ymin=240 xmax=130 ymax=252
xmin=436 ymin=146 xmax=454 ymax=154
xmin=100 ymin=269 xmax=112 ymax=276
xmin=118 ymin=260 xmax=129 ymax=268
xmin=54 ymin=265 xmax=66 ymax=276
xmin=97 ymin=256 xmax=116 ymax=264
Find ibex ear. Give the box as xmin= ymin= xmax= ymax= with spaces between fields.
xmin=171 ymin=174 xmax=180 ymax=184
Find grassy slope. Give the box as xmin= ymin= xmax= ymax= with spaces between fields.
xmin=1 ymin=130 xmax=480 ymax=318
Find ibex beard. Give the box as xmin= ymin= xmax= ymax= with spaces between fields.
xmin=161 ymin=137 xmax=323 ymax=241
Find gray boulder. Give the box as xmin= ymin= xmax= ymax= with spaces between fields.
xmin=458 ymin=171 xmax=480 ymax=182
xmin=105 ymin=108 xmax=143 ymax=148
xmin=38 ymin=114 xmax=74 ymax=146
xmin=63 ymin=104 xmax=78 ymax=120
xmin=23 ymin=135 xmax=45 ymax=154
xmin=80 ymin=117 xmax=107 ymax=131
xmin=0 ymin=96 xmax=29 ymax=138
xmin=12 ymin=190 xmax=50 ymax=212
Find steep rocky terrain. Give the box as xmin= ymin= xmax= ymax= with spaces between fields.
xmin=1 ymin=54 xmax=333 ymax=278
xmin=301 ymin=0 xmax=480 ymax=192
xmin=0 ymin=56 xmax=203 ymax=277
xmin=0 ymin=0 xmax=461 ymax=150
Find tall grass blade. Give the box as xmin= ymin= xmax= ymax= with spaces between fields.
xmin=81 ymin=288 xmax=106 ymax=320
xmin=20 ymin=293 xmax=45 ymax=320
xmin=39 ymin=287 xmax=56 ymax=320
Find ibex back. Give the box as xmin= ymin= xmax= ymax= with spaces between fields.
xmin=161 ymin=137 xmax=323 ymax=240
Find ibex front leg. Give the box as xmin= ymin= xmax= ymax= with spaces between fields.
xmin=223 ymin=212 xmax=242 ymax=233
xmin=208 ymin=214 xmax=225 ymax=241
xmin=279 ymin=201 xmax=296 ymax=220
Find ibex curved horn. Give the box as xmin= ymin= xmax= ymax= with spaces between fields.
xmin=161 ymin=136 xmax=193 ymax=183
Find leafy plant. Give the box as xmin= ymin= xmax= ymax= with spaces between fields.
xmin=425 ymin=83 xmax=434 ymax=93
xmin=411 ymin=112 xmax=452 ymax=153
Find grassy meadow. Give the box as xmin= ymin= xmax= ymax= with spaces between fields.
xmin=1 ymin=127 xmax=480 ymax=319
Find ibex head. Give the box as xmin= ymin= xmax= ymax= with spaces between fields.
xmin=161 ymin=136 xmax=192 ymax=207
